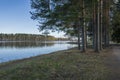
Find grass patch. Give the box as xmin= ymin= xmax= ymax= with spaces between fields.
xmin=0 ymin=48 xmax=110 ymax=80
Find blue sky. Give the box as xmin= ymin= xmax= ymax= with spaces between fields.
xmin=0 ymin=0 xmax=64 ymax=37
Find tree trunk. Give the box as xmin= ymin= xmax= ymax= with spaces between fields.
xmin=93 ymin=0 xmax=97 ymax=50
xmin=78 ymin=21 xmax=81 ymax=50
xmin=95 ymin=0 xmax=100 ymax=52
xmin=106 ymin=0 xmax=110 ymax=47
xmin=100 ymin=0 xmax=103 ymax=50
xmin=81 ymin=0 xmax=87 ymax=52
xmin=103 ymin=0 xmax=110 ymax=48
xmin=93 ymin=0 xmax=100 ymax=52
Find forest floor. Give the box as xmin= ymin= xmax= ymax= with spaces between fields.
xmin=0 ymin=45 xmax=120 ymax=80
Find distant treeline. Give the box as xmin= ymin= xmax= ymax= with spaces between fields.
xmin=0 ymin=33 xmax=68 ymax=41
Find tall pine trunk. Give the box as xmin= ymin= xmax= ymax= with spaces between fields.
xmin=81 ymin=0 xmax=87 ymax=52
xmin=95 ymin=0 xmax=100 ymax=52
xmin=100 ymin=0 xmax=103 ymax=50
xmin=106 ymin=0 xmax=110 ymax=47
xmin=103 ymin=0 xmax=110 ymax=48
xmin=93 ymin=0 xmax=101 ymax=52
xmin=78 ymin=21 xmax=81 ymax=50
xmin=93 ymin=0 xmax=97 ymax=50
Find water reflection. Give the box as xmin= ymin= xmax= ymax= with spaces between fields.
xmin=0 ymin=41 xmax=55 ymax=48
xmin=0 ymin=41 xmax=77 ymax=63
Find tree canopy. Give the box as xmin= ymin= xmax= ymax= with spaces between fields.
xmin=31 ymin=0 xmax=120 ymax=52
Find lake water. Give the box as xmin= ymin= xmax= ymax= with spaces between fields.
xmin=0 ymin=41 xmax=77 ymax=63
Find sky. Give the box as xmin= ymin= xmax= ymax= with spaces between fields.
xmin=0 ymin=0 xmax=65 ymax=37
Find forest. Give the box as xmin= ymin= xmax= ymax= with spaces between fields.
xmin=31 ymin=0 xmax=120 ymax=52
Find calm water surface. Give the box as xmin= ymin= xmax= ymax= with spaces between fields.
xmin=0 ymin=41 xmax=76 ymax=63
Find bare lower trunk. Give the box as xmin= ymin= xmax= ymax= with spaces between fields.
xmin=78 ymin=21 xmax=81 ymax=50
xmin=95 ymin=0 xmax=100 ymax=52
xmin=81 ymin=0 xmax=86 ymax=52
xmin=103 ymin=0 xmax=110 ymax=48
xmin=100 ymin=0 xmax=103 ymax=50
xmin=106 ymin=0 xmax=110 ymax=47
xmin=93 ymin=0 xmax=97 ymax=50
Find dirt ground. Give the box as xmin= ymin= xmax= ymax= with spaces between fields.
xmin=104 ymin=45 xmax=120 ymax=80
